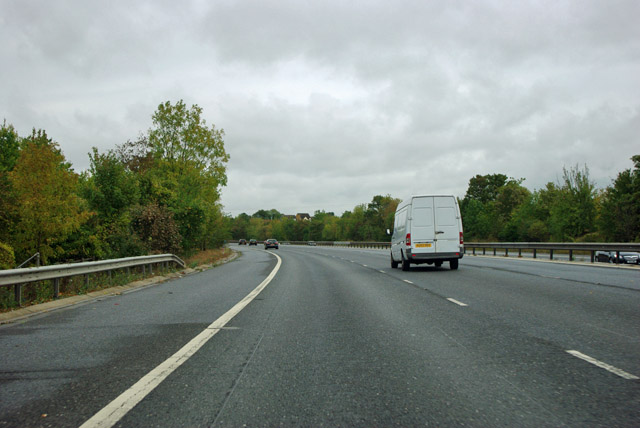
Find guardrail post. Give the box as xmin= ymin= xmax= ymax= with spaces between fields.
xmin=53 ymin=278 xmax=60 ymax=298
xmin=472 ymin=247 xmax=476 ymax=255
xmin=518 ymin=249 xmax=522 ymax=258
xmin=569 ymin=250 xmax=573 ymax=261
xmin=505 ymin=248 xmax=509 ymax=257
xmin=549 ymin=249 xmax=554 ymax=260
xmin=590 ymin=251 xmax=595 ymax=263
xmin=14 ymin=284 xmax=22 ymax=306
xmin=493 ymin=248 xmax=497 ymax=256
xmin=533 ymin=249 xmax=537 ymax=259
xmin=482 ymin=248 xmax=486 ymax=255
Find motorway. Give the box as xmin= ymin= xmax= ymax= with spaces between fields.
xmin=0 ymin=245 xmax=638 ymax=427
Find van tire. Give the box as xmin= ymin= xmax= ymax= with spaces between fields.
xmin=391 ymin=255 xmax=398 ymax=269
xmin=401 ymin=254 xmax=410 ymax=271
xmin=450 ymin=259 xmax=459 ymax=270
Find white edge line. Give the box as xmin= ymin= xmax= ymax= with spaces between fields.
xmin=447 ymin=298 xmax=468 ymax=307
xmin=80 ymin=253 xmax=283 ymax=428
xmin=566 ymin=350 xmax=639 ymax=380
xmin=403 ymin=280 xmax=413 ymax=284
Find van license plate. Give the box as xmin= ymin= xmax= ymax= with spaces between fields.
xmin=415 ymin=243 xmax=432 ymax=248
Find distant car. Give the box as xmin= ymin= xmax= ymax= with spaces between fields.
xmin=238 ymin=239 xmax=247 ymax=245
xmin=249 ymin=239 xmax=257 ymax=246
xmin=264 ymin=239 xmax=279 ymax=249
xmin=595 ymin=251 xmax=640 ymax=264
xmin=308 ymin=241 xmax=317 ymax=246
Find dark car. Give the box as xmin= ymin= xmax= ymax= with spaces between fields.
xmin=595 ymin=251 xmax=640 ymax=264
xmin=238 ymin=239 xmax=247 ymax=245
xmin=249 ymin=239 xmax=258 ymax=246
xmin=264 ymin=239 xmax=279 ymax=249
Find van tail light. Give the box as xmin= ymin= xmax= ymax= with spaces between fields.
xmin=406 ymin=233 xmax=411 ymax=246
xmin=460 ymin=232 xmax=464 ymax=245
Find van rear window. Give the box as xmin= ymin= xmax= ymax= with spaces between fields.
xmin=436 ymin=207 xmax=456 ymax=226
xmin=413 ymin=207 xmax=433 ymax=227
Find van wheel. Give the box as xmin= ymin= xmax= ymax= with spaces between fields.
xmin=391 ymin=255 xmax=398 ymax=269
xmin=401 ymin=255 xmax=410 ymax=271
xmin=450 ymin=259 xmax=459 ymax=270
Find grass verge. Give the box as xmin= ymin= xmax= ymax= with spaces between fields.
xmin=0 ymin=247 xmax=236 ymax=312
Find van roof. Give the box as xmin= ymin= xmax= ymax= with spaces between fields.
xmin=410 ymin=194 xmax=455 ymax=198
xmin=397 ymin=194 xmax=458 ymax=210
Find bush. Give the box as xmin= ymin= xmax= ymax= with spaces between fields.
xmin=0 ymin=242 xmax=15 ymax=269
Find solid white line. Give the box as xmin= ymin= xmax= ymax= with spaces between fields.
xmin=566 ymin=350 xmax=639 ymax=380
xmin=80 ymin=253 xmax=283 ymax=428
xmin=403 ymin=280 xmax=414 ymax=284
xmin=447 ymin=298 xmax=468 ymax=307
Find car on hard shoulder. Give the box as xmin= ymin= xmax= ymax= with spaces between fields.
xmin=595 ymin=251 xmax=640 ymax=264
xmin=264 ymin=239 xmax=279 ymax=249
xmin=238 ymin=239 xmax=247 ymax=245
xmin=249 ymin=239 xmax=258 ymax=246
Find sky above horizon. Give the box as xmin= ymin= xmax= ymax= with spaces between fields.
xmin=2 ymin=0 xmax=639 ymax=216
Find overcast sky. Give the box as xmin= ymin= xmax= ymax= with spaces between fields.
xmin=2 ymin=0 xmax=639 ymax=216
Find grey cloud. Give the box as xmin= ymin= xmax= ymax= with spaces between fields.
xmin=2 ymin=0 xmax=639 ymax=216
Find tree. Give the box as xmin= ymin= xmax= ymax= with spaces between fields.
xmin=252 ymin=209 xmax=282 ymax=220
xmin=148 ymin=101 xmax=229 ymax=251
xmin=0 ymin=121 xmax=21 ymax=244
xmin=460 ymin=198 xmax=492 ymax=241
xmin=366 ymin=195 xmax=401 ymax=241
xmin=116 ymin=101 xmax=230 ymax=252
xmin=8 ymin=130 xmax=88 ymax=263
xmin=232 ymin=213 xmax=251 ymax=239
xmin=464 ymin=174 xmax=509 ymax=204
xmin=83 ymin=147 xmax=139 ymax=221
xmin=132 ymin=202 xmax=182 ymax=254
xmin=548 ymin=165 xmax=596 ymax=241
xmin=599 ymin=155 xmax=640 ymax=241
xmin=149 ymin=100 xmax=229 ymax=191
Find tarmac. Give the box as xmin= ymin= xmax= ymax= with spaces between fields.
xmin=1 ymin=249 xmax=635 ymax=325
xmin=0 ymin=251 xmax=239 ymax=326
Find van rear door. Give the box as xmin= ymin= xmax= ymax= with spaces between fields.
xmin=434 ymin=196 xmax=459 ymax=253
xmin=410 ymin=196 xmax=436 ymax=254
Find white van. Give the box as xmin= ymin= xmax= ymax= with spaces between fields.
xmin=389 ymin=195 xmax=464 ymax=270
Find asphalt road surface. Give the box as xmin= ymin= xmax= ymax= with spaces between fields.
xmin=1 ymin=246 xmax=638 ymax=427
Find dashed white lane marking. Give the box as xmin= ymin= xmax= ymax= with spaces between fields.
xmin=403 ymin=280 xmax=414 ymax=284
xmin=447 ymin=298 xmax=468 ymax=307
xmin=378 ymin=270 xmax=386 ymax=273
xmin=80 ymin=253 xmax=283 ymax=428
xmin=566 ymin=350 xmax=639 ymax=380
xmin=362 ymin=264 xmax=368 ymax=267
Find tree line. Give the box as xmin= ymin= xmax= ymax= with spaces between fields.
xmin=0 ymin=100 xmax=229 ymax=269
xmin=1 ymin=99 xmax=638 ymax=270
xmin=229 ymin=159 xmax=639 ymax=244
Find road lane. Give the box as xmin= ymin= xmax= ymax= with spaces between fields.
xmin=299 ymin=246 xmax=640 ymax=377
xmin=121 ymin=246 xmax=639 ymax=426
xmin=0 ymin=249 xmax=278 ymax=427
